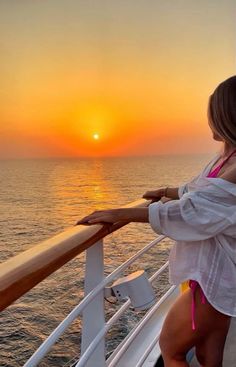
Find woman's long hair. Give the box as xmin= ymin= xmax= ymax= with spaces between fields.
xmin=208 ymin=76 xmax=236 ymax=146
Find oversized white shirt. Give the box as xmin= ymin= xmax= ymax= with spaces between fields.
xmin=148 ymin=153 xmax=236 ymax=316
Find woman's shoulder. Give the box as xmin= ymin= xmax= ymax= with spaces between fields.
xmin=219 ymin=169 xmax=236 ymax=184
xmin=219 ymin=156 xmax=236 ymax=184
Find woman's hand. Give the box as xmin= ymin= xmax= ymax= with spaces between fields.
xmin=76 ymin=209 xmax=123 ymax=225
xmin=142 ymin=187 xmax=179 ymax=202
xmin=76 ymin=208 xmax=149 ymax=225
xmin=142 ymin=188 xmax=165 ymax=201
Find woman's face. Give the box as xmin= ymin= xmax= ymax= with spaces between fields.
xmin=208 ymin=118 xmax=223 ymax=141
xmin=207 ymin=97 xmax=223 ymax=141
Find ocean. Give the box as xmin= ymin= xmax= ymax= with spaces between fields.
xmin=0 ymin=153 xmax=213 ymax=366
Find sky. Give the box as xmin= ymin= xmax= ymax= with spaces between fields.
xmin=0 ymin=0 xmax=235 ymax=159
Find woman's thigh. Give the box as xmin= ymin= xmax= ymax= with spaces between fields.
xmin=159 ymin=286 xmax=231 ymax=364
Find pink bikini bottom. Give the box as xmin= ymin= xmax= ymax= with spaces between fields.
xmin=189 ymin=280 xmax=206 ymax=330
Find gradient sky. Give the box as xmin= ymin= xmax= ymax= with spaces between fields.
xmin=0 ymin=0 xmax=235 ymax=159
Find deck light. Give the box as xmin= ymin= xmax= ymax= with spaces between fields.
xmin=105 ymin=270 xmax=156 ymax=310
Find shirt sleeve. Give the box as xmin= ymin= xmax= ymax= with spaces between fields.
xmin=178 ymin=183 xmax=188 ymax=198
xmin=178 ymin=173 xmax=202 ymax=198
xmin=148 ymin=184 xmax=234 ymax=241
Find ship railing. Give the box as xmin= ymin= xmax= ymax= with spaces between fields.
xmin=0 ymin=198 xmax=177 ymax=367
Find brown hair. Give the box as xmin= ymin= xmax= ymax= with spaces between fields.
xmin=208 ymin=76 xmax=236 ymax=146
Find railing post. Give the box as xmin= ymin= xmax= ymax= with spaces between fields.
xmin=81 ymin=239 xmax=106 ymax=367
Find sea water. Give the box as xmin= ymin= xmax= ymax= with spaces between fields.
xmin=0 ymin=154 xmax=212 ymax=366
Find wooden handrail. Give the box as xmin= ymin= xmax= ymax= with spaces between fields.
xmin=0 ymin=199 xmax=150 ymax=311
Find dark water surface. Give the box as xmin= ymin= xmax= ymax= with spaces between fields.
xmin=0 ymin=154 xmax=213 ymax=366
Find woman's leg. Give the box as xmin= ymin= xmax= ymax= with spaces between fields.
xmin=194 ymin=286 xmax=231 ymax=367
xmin=159 ymin=286 xmax=231 ymax=367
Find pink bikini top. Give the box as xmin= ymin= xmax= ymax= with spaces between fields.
xmin=207 ymin=149 xmax=236 ymax=178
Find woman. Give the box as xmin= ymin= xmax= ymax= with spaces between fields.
xmin=77 ymin=75 xmax=236 ymax=367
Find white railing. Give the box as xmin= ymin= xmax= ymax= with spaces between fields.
xmin=0 ymin=199 xmax=178 ymax=366
xmin=24 ymin=235 xmax=170 ymax=366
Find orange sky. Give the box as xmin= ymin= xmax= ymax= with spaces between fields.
xmin=0 ymin=1 xmax=235 ymax=159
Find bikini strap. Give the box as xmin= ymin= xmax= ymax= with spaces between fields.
xmin=208 ymin=148 xmax=236 ymax=178
xmin=218 ymin=148 xmax=236 ymax=170
xmin=216 ymin=149 xmax=236 ymax=170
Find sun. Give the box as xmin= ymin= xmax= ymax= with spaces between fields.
xmin=93 ymin=133 xmax=100 ymax=140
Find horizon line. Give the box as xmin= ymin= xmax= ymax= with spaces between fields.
xmin=0 ymin=151 xmax=216 ymax=162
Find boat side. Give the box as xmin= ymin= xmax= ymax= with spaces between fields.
xmin=0 ymin=196 xmax=235 ymax=366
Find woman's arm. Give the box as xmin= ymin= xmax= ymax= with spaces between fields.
xmin=142 ymin=187 xmax=179 ymax=201
xmin=76 ymin=207 xmax=149 ymax=225
xmin=76 ymin=188 xmax=180 ymax=225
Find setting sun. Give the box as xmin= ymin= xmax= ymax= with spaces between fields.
xmin=93 ymin=133 xmax=100 ymax=140
xmin=0 ymin=1 xmax=234 ymax=159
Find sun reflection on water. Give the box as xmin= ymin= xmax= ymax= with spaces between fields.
xmin=48 ymin=158 xmax=122 ymax=226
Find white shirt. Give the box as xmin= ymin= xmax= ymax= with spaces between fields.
xmin=148 ymin=153 xmax=236 ymax=316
